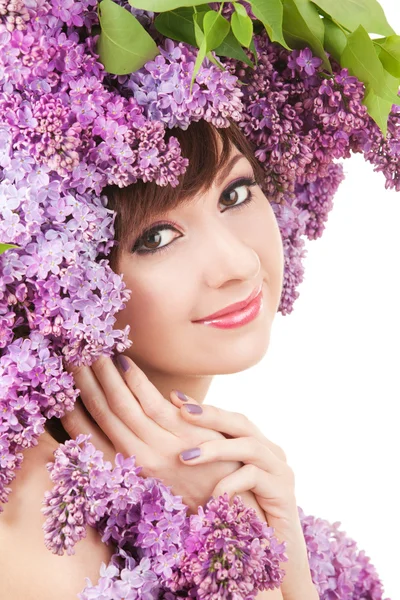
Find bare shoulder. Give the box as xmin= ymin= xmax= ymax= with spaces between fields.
xmin=0 ymin=432 xmax=115 ymax=599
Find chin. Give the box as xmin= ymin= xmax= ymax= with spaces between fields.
xmin=200 ymin=329 xmax=271 ymax=375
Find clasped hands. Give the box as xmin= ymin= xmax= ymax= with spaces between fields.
xmin=61 ymin=354 xmax=316 ymax=599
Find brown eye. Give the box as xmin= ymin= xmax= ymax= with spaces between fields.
xmin=221 ymin=183 xmax=252 ymax=208
xmin=221 ymin=177 xmax=258 ymax=208
xmin=132 ymin=223 xmax=180 ymax=255
xmin=143 ymin=230 xmax=162 ymax=250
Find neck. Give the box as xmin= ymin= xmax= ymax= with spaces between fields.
xmin=138 ymin=365 xmax=214 ymax=405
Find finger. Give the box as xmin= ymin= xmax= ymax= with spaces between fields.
xmin=170 ymin=391 xmax=234 ymax=440
xmin=60 ymin=398 xmax=116 ymax=463
xmin=179 ymin=436 xmax=283 ymax=475
xmin=211 ymin=464 xmax=269 ymax=501
xmin=169 ymin=389 xmax=190 ymax=406
xmin=177 ymin=399 xmax=287 ymax=462
xmin=67 ymin=356 xmax=161 ymax=442
xmin=110 ymin=354 xmax=185 ymax=437
xmin=64 ymin=359 xmax=148 ymax=454
xmin=210 ymin=464 xmax=297 ymax=528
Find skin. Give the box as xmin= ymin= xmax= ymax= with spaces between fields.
xmin=110 ymin=144 xmax=285 ymax=403
xmin=57 ymin=142 xmax=317 ymax=598
xmin=4 ymin=142 xmax=317 ymax=598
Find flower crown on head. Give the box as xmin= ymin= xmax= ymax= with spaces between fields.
xmin=0 ymin=1 xmax=398 ymax=597
xmin=1 ymin=0 xmax=400 ymax=512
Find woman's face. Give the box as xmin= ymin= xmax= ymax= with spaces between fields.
xmin=114 ymin=144 xmax=285 ymax=378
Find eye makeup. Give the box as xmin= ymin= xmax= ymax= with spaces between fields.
xmin=130 ymin=174 xmax=259 ymax=257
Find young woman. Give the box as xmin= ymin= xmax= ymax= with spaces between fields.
xmin=0 ymin=120 xmax=318 ymax=599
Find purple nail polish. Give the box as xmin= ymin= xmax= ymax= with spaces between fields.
xmin=117 ymin=354 xmax=130 ymax=372
xmin=174 ymin=389 xmax=189 ymax=401
xmin=183 ymin=403 xmax=203 ymax=414
xmin=180 ymin=447 xmax=201 ymax=461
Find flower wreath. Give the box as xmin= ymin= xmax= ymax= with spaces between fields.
xmin=0 ymin=0 xmax=398 ymax=598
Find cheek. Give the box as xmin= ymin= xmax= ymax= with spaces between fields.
xmin=115 ymin=268 xmax=188 ymax=337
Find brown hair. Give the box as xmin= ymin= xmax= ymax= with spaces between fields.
xmin=45 ymin=119 xmax=263 ymax=444
xmin=103 ymin=119 xmax=264 ymax=272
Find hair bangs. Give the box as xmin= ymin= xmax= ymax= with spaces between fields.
xmin=102 ymin=119 xmax=264 ymax=271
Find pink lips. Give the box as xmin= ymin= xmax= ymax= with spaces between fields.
xmin=193 ymin=284 xmax=264 ymax=329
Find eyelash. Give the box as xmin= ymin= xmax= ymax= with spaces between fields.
xmin=131 ymin=176 xmax=258 ymax=256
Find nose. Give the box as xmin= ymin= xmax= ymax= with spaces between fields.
xmin=203 ymin=223 xmax=261 ymax=289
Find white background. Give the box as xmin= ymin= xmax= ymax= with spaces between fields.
xmin=207 ymin=3 xmax=400 ymax=598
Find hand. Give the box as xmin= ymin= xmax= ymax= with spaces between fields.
xmin=169 ymin=393 xmax=316 ymax=600
xmin=60 ymin=354 xmax=259 ymax=515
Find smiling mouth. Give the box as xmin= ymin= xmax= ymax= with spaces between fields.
xmin=193 ymin=283 xmax=263 ymax=323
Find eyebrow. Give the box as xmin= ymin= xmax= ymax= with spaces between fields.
xmin=216 ymin=154 xmax=246 ymax=187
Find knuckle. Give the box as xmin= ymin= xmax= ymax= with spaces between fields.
xmin=85 ymin=395 xmax=106 ymax=423
xmin=108 ymin=392 xmax=126 ymax=415
xmin=286 ymin=463 xmax=295 ymax=482
xmin=212 ymin=479 xmax=230 ymax=499
xmin=243 ymin=436 xmax=260 ymax=455
xmin=66 ymin=363 xmax=84 ymax=378
xmin=144 ymin=402 xmax=159 ymax=420
xmin=210 ymin=405 xmax=224 ymax=420
xmin=233 ymin=410 xmax=249 ymax=424
xmin=92 ymin=355 xmax=108 ymax=373
xmin=272 ymin=443 xmax=287 ymax=462
xmin=243 ymin=462 xmax=258 ymax=479
xmin=279 ymin=448 xmax=288 ymax=463
xmin=236 ymin=412 xmax=260 ymax=436
xmin=127 ymin=370 xmax=147 ymax=393
xmin=140 ymin=456 xmax=161 ymax=479
xmin=60 ymin=412 xmax=79 ymax=437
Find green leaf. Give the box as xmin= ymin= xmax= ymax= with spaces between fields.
xmin=310 ymin=0 xmax=395 ymax=36
xmin=363 ymin=87 xmax=390 ymax=136
xmin=190 ymin=37 xmax=207 ymax=91
xmin=233 ymin=1 xmax=249 ymax=18
xmin=0 ymin=243 xmax=19 ymax=255
xmin=193 ymin=10 xmax=205 ymax=46
xmin=323 ymin=18 xmax=347 ymax=63
xmin=341 ymin=25 xmax=397 ymax=103
xmin=363 ymin=70 xmax=400 ymax=136
xmin=98 ymin=0 xmax=159 ymax=75
xmin=129 ymin=0 xmax=211 ymax=10
xmin=202 ymin=9 xmax=230 ymax=52
xmin=214 ymin=28 xmax=255 ymax=68
xmin=231 ymin=2 xmax=253 ymax=48
xmin=374 ymin=35 xmax=400 ymax=79
xmin=282 ymin=0 xmax=331 ymax=71
xmin=294 ymin=0 xmax=324 ymax=43
xmin=380 ymin=68 xmax=400 ymax=106
xmin=249 ymin=36 xmax=258 ymax=65
xmin=154 ymin=8 xmax=198 ymax=45
xmin=206 ymin=50 xmax=226 ymax=70
xmin=249 ymin=0 xmax=290 ymax=50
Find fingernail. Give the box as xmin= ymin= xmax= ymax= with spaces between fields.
xmin=117 ymin=354 xmax=130 ymax=372
xmin=174 ymin=389 xmax=189 ymax=402
xmin=180 ymin=447 xmax=201 ymax=461
xmin=183 ymin=403 xmax=203 ymax=414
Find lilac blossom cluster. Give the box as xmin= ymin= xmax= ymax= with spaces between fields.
xmin=0 ymin=0 xmax=244 ymax=513
xmin=298 ymin=506 xmax=391 ymax=600
xmin=0 ymin=1 xmax=397 ymax=598
xmin=116 ymin=39 xmax=244 ymax=130
xmin=42 ymin=434 xmax=288 ymax=599
xmin=42 ymin=434 xmax=391 ymax=600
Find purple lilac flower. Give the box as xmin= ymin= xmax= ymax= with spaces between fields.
xmin=115 ymin=38 xmax=244 ymax=130
xmin=42 ymin=434 xmax=287 ymax=599
xmin=296 ymin=48 xmax=323 ymax=76
xmin=0 ymin=1 xmax=397 ymax=598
